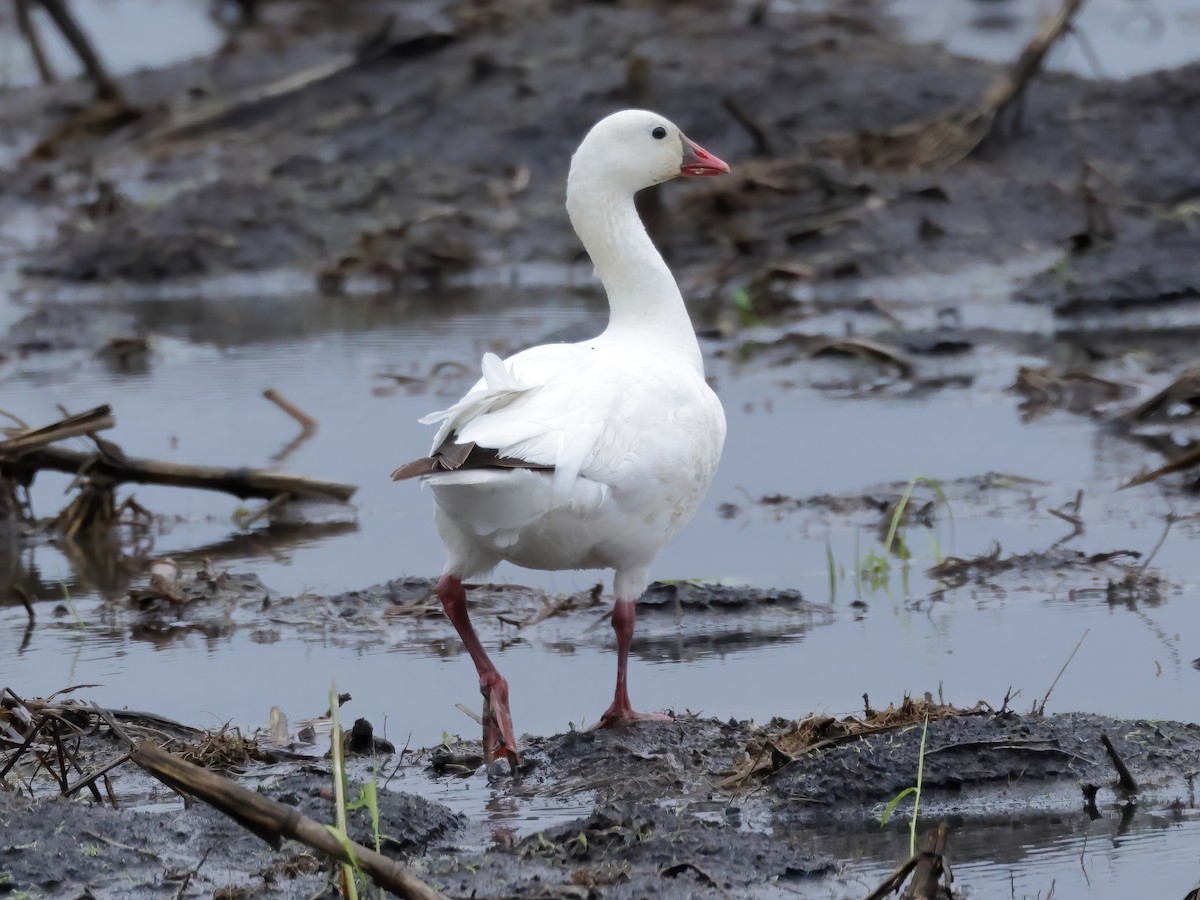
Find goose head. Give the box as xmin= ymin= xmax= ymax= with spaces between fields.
xmin=569 ymin=109 xmax=730 ymax=196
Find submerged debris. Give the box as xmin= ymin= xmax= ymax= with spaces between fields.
xmin=926 ymin=542 xmax=1165 ymax=603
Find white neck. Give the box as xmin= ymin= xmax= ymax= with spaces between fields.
xmin=567 ymin=174 xmax=704 ymax=373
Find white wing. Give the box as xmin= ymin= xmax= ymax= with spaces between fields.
xmin=419 ymin=341 xmax=720 ymax=497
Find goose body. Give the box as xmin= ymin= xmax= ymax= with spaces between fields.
xmin=421 ymin=334 xmax=724 ymax=597
xmin=393 ymin=109 xmax=729 ymax=767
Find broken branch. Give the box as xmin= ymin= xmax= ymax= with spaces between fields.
xmin=9 ymin=445 xmax=355 ymax=503
xmin=131 ymin=743 xmax=447 ymax=900
xmin=1100 ymin=732 xmax=1138 ymax=794
xmin=0 ymin=405 xmax=115 ymax=457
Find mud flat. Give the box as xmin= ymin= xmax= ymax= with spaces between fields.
xmin=5 ymin=571 xmax=1200 ymax=898
xmin=3 ymin=679 xmax=1199 ymax=899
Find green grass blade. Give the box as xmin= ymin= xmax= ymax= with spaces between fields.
xmin=329 ymin=682 xmax=360 ymax=900
xmin=879 ymin=786 xmax=917 ymax=826
xmin=826 ymin=540 xmax=837 ymax=605
xmin=909 ymin=714 xmax=930 ymax=857
xmin=883 ymin=476 xmax=918 ymax=558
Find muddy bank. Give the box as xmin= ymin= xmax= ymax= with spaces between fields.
xmin=3 ymin=691 xmax=1198 ymax=899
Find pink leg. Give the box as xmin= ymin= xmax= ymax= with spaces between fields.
xmin=591 ymin=599 xmax=672 ymax=730
xmin=437 ymin=574 xmax=519 ymax=768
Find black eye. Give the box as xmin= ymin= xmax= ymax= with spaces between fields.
xmin=651 ymin=126 xmax=667 ymax=140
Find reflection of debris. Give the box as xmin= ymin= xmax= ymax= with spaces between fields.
xmin=1047 ymin=489 xmax=1084 ymax=545
xmin=818 ymin=0 xmax=1087 ymax=171
xmin=263 ymin=388 xmax=318 ymax=464
xmin=928 ymin=542 xmax=1165 ymax=605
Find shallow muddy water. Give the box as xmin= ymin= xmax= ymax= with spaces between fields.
xmin=2 ymin=271 xmax=1198 ymax=749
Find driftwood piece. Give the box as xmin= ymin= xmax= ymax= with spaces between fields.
xmin=903 ymin=822 xmax=952 ymax=899
xmin=11 ymin=444 xmax=356 ymax=503
xmin=864 ymin=822 xmax=953 ymax=900
xmin=820 ymin=0 xmax=1088 ymax=171
xmin=1100 ymin=732 xmax=1139 ymax=794
xmin=131 ymin=743 xmax=446 ymax=900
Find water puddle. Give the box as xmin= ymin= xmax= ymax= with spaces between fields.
xmin=810 ymin=812 xmax=1200 ymax=899
xmin=890 ymin=0 xmax=1200 ymax=79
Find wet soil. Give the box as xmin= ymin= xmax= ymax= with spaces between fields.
xmin=3 ymin=0 xmax=1199 ymax=339
xmin=4 ymin=684 xmax=1199 ymax=899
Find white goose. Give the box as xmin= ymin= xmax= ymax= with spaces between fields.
xmin=392 ymin=109 xmax=729 ymax=768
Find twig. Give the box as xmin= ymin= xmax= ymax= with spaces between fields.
xmin=235 ymin=492 xmax=293 ymax=530
xmin=0 ymin=717 xmax=49 ymax=779
xmin=173 ymin=846 xmax=211 ymax=900
xmin=36 ymin=0 xmax=124 ymax=103
xmin=12 ymin=585 xmax=35 ymax=625
xmin=1100 ymin=733 xmax=1138 ymax=794
xmin=1048 ymin=490 xmax=1084 ymax=545
xmin=65 ymin=751 xmax=132 ymax=799
xmin=979 ymin=0 xmax=1089 ymax=113
xmin=1034 ymin=629 xmax=1090 ymax=715
xmin=90 ymin=703 xmax=136 ymax=750
xmin=81 ymin=829 xmax=161 ymax=859
xmin=1139 ymin=516 xmax=1175 ymax=571
xmin=455 ymin=703 xmax=483 ymax=726
xmin=263 ymin=389 xmax=319 ymax=435
xmin=131 ymin=743 xmax=448 ymax=900
xmin=15 ymin=0 xmax=57 ymax=84
xmin=903 ymin=821 xmax=951 ymax=899
xmin=864 ymin=852 xmax=921 ymax=900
